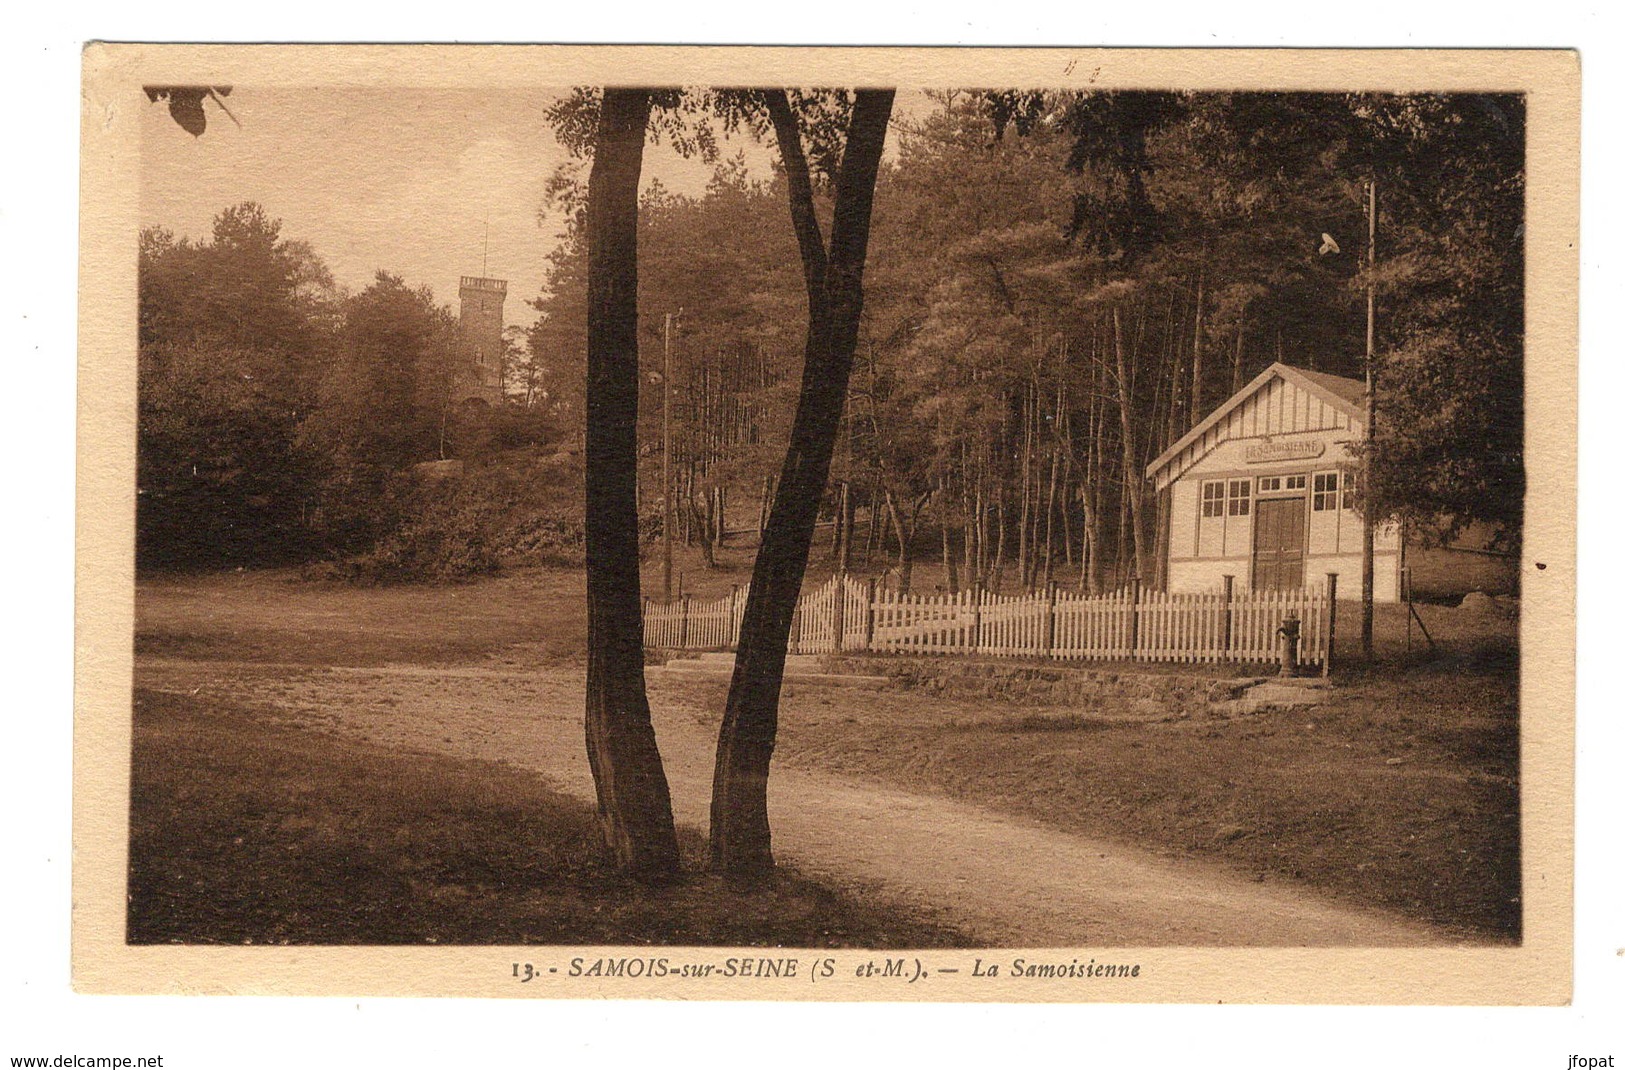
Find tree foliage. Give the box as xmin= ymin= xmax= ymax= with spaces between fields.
xmin=526 ymin=88 xmax=1523 ymax=592
xmin=138 ymin=202 xmax=556 ymax=572
xmin=137 ymin=204 xmax=336 ymax=566
xmin=144 ymin=85 xmax=238 ymax=137
xmin=140 ymin=89 xmax=1525 ymax=581
xmin=1351 ymin=94 xmax=1525 ymax=545
xmin=315 ymin=271 xmax=463 ymax=469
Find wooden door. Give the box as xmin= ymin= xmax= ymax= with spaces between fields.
xmin=1252 ymin=496 xmax=1306 ymax=591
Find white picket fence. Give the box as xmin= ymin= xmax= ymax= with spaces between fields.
xmin=644 ymin=573 xmax=1337 ymax=669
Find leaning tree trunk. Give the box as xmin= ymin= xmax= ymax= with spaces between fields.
xmin=582 ymin=88 xmax=680 ymax=882
xmin=710 ymin=89 xmax=895 ymax=876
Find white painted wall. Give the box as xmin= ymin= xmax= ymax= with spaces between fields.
xmin=1168 ymin=549 xmax=1400 ymax=601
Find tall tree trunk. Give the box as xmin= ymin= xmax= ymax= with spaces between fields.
xmin=1164 ymin=300 xmax=1183 ymax=453
xmin=692 ymin=494 xmax=716 ymax=569
xmin=1158 ymin=484 xmax=1174 ymax=589
xmin=1042 ymin=382 xmax=1063 ymax=590
xmin=1060 ymin=393 xmax=1076 ymax=573
xmin=838 ymin=480 xmax=853 ymax=572
xmin=864 ymin=483 xmax=879 ymax=564
xmin=1151 ymin=483 xmax=1168 ymax=590
xmin=960 ymin=443 xmax=978 ymax=587
xmin=1157 ymin=286 xmax=1180 ymax=447
xmin=1190 ymin=256 xmax=1206 ymax=427
xmin=940 ymin=477 xmax=959 ymax=594
xmin=1084 ymin=481 xmax=1102 ymax=594
xmin=1083 ymin=475 xmax=1101 ymax=594
xmin=1085 ymin=492 xmax=1102 ymax=592
xmin=1116 ymin=475 xmax=1131 ymax=590
xmin=582 ymin=88 xmax=679 ymax=882
xmin=883 ymin=487 xmax=915 ymax=594
xmin=1150 ymin=291 xmax=1183 ymax=591
xmin=1231 ymin=297 xmax=1249 ymax=395
xmin=680 ymin=462 xmax=692 ymax=545
xmin=990 ymin=489 xmax=1007 ymax=593
xmin=971 ymin=459 xmax=986 ymax=587
xmin=828 ymin=482 xmax=841 ymax=565
xmin=1087 ymin=336 xmax=1107 ymax=594
xmin=1112 ymin=305 xmax=1150 ymax=581
xmin=1016 ymin=380 xmax=1033 ymax=590
xmin=969 ymin=469 xmax=981 ymax=587
xmin=710 ymin=89 xmax=895 ymax=876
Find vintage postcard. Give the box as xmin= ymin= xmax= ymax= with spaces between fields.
xmin=75 ymin=44 xmax=1577 ymax=1003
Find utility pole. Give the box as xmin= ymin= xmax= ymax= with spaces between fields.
xmin=662 ymin=310 xmax=678 ymax=602
xmin=1361 ymin=179 xmax=1378 ymax=660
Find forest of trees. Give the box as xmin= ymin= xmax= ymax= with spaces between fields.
xmin=137 ymin=205 xmax=550 ymax=572
xmin=527 ymin=89 xmax=1525 ymax=596
xmin=138 ymin=90 xmax=1523 ymax=590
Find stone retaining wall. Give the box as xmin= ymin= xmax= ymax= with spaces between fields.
xmin=820 ymin=654 xmax=1265 ymax=719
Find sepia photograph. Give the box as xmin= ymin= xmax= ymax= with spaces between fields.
xmin=72 ymin=45 xmax=1577 ymax=1006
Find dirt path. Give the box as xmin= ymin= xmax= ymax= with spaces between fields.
xmin=137 ymin=657 xmax=1446 ymax=947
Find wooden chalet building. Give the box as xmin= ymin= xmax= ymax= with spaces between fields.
xmin=1145 ymin=362 xmax=1514 ymax=603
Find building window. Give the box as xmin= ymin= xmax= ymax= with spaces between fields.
xmin=1312 ymin=472 xmax=1340 ymax=511
xmin=1201 ymin=480 xmax=1225 ymax=518
xmin=1227 ymin=478 xmax=1251 ymax=516
xmin=1258 ymin=473 xmax=1306 ymax=495
xmin=1341 ymin=470 xmax=1357 ymax=511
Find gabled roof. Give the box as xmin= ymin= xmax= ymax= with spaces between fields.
xmin=1145 ymin=362 xmax=1367 ymax=483
xmin=1289 ymin=365 xmax=1367 ymax=410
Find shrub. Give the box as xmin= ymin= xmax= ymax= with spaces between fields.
xmin=311 ymin=447 xmax=588 ymax=583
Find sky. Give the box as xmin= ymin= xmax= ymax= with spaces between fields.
xmin=139 ymin=87 xmax=776 ymax=327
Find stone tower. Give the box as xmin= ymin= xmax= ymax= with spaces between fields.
xmin=457 ymin=275 xmax=507 ymax=407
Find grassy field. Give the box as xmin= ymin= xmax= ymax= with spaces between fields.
xmin=765 ymin=657 xmax=1520 ymax=940
xmin=134 ymin=561 xmax=1521 ymax=942
xmin=135 ymin=568 xmax=590 ymax=667
xmin=127 ymin=686 xmax=967 ymax=947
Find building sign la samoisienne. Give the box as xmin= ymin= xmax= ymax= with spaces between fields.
xmin=1244 ymin=439 xmax=1326 ymax=464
